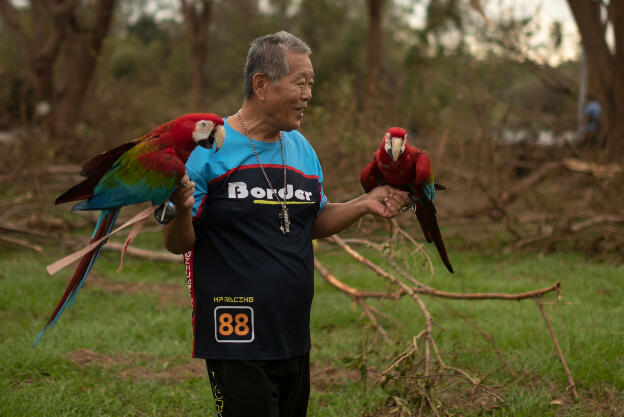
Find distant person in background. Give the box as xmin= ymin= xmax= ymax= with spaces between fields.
xmin=583 ymin=96 xmax=602 ymax=147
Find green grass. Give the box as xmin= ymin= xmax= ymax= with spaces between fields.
xmin=1 ymin=228 xmax=623 ymax=416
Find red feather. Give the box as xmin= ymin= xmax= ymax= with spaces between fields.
xmin=137 ymin=147 xmax=185 ymax=177
xmin=360 ymin=154 xmax=386 ymax=192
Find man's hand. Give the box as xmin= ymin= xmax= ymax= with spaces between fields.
xmin=311 ymin=185 xmax=409 ymax=239
xmin=162 ymin=174 xmax=197 ymax=254
xmin=364 ymin=185 xmax=409 ymax=218
xmin=170 ymin=175 xmax=195 ymax=213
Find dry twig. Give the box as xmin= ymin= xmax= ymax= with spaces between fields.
xmin=0 ymin=234 xmax=42 ymax=251
xmin=535 ymin=297 xmax=578 ymax=399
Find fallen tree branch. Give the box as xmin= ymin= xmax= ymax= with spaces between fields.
xmin=454 ymin=161 xmax=563 ymax=218
xmin=0 ymin=217 xmax=181 ymax=262
xmin=453 ymin=157 xmax=622 ymax=221
xmin=0 ymin=234 xmax=43 ymax=251
xmin=321 ymin=234 xmax=500 ymax=406
xmin=316 ymin=228 xmax=574 ymax=412
xmin=0 ymin=221 xmax=59 ymax=238
xmin=504 ymin=214 xmax=624 ymax=253
xmin=570 ymin=214 xmax=624 ymax=232
xmin=562 ymin=158 xmax=623 ymax=179
xmin=411 ymin=281 xmax=561 ymax=300
xmin=535 ymin=297 xmax=578 ymax=399
xmin=314 ymin=258 xmax=397 ymax=299
xmin=496 ymin=161 xmax=564 ymax=208
xmin=322 ymin=235 xmax=561 ymax=301
xmin=102 ymin=241 xmax=181 ymax=263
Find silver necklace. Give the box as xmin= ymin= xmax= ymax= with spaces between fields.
xmin=237 ymin=111 xmax=290 ymax=234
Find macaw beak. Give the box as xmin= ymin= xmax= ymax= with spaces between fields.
xmin=198 ymin=125 xmax=225 ymax=152
xmin=390 ymin=137 xmax=403 ymax=162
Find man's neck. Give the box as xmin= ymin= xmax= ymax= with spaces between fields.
xmin=227 ymin=101 xmax=280 ymax=142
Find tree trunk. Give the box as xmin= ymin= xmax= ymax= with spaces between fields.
xmin=576 ymin=51 xmax=586 ymax=139
xmin=608 ymin=1 xmax=624 ymax=155
xmin=53 ymin=0 xmax=116 ymax=136
xmin=365 ymin=0 xmax=384 ymax=138
xmin=0 ymin=0 xmax=74 ymax=124
xmin=567 ymin=0 xmax=624 ymax=159
xmin=0 ymin=0 xmax=114 ymax=135
xmin=181 ymin=0 xmax=213 ymax=110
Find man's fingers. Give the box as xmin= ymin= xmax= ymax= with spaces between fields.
xmin=170 ymin=179 xmax=195 ymax=210
xmin=385 ymin=192 xmax=407 ymax=210
xmin=181 ymin=178 xmax=194 ymax=188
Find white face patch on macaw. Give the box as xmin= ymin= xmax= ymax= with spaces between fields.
xmin=193 ymin=120 xmax=215 ymax=142
xmin=193 ymin=120 xmax=225 ymax=151
xmin=384 ymin=132 xmax=406 ymax=162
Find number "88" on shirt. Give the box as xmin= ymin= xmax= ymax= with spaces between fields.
xmin=214 ymin=306 xmax=254 ymax=343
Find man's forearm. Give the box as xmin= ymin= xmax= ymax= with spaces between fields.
xmin=311 ymin=186 xmax=410 ymax=239
xmin=162 ymin=207 xmax=196 ymax=254
xmin=311 ymin=199 xmax=368 ymax=239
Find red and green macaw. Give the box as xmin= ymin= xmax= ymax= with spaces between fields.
xmin=34 ymin=113 xmax=225 ymax=345
xmin=361 ymin=127 xmax=453 ymax=273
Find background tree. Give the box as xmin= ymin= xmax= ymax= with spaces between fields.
xmin=0 ymin=0 xmax=76 ymax=128
xmin=364 ymin=0 xmax=384 ymax=137
xmin=567 ymin=0 xmax=624 ymax=158
xmin=54 ymin=0 xmax=117 ymax=135
xmin=180 ymin=0 xmax=213 ymax=109
xmin=0 ymin=0 xmax=116 ymax=136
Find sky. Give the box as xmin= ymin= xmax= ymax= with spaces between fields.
xmin=403 ymin=0 xmax=582 ymax=65
xmin=487 ymin=0 xmax=581 ymax=63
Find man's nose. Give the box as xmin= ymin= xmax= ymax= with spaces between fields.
xmin=301 ymin=85 xmax=312 ymax=100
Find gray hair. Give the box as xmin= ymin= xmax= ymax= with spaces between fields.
xmin=243 ymin=31 xmax=312 ymax=100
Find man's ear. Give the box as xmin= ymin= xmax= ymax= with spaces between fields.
xmin=252 ymin=73 xmax=269 ymax=102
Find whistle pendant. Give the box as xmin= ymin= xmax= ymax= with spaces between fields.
xmin=279 ymin=206 xmax=290 ymax=234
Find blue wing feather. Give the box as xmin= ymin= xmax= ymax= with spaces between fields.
xmin=72 ymin=149 xmax=179 ymax=211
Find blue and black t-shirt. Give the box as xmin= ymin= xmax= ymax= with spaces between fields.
xmin=184 ymin=120 xmax=328 ymax=360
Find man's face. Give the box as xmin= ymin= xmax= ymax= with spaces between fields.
xmin=265 ymin=52 xmax=314 ymax=132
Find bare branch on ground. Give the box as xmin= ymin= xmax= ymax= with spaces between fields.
xmin=315 ymin=225 xmax=574 ymax=413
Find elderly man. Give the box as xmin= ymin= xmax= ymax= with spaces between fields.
xmin=163 ymin=31 xmax=408 ymax=417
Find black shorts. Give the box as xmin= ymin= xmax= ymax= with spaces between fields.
xmin=205 ymin=354 xmax=310 ymax=417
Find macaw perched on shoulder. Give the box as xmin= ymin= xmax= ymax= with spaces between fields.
xmin=33 ymin=113 xmax=225 ymax=345
xmin=361 ymin=127 xmax=453 ymax=273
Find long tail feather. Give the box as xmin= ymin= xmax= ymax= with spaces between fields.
xmin=415 ymin=200 xmax=454 ymax=274
xmin=66 ymin=210 xmax=119 ymax=310
xmin=33 ymin=208 xmax=120 ymax=345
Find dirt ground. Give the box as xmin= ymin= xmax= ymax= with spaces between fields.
xmin=67 ymin=347 xmax=361 ymax=391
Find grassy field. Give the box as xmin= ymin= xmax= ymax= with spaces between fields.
xmin=1 ymin=224 xmax=623 ymax=416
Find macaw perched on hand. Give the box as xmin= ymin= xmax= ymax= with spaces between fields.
xmin=361 ymin=127 xmax=453 ymax=273
xmin=34 ymin=113 xmax=225 ymax=345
